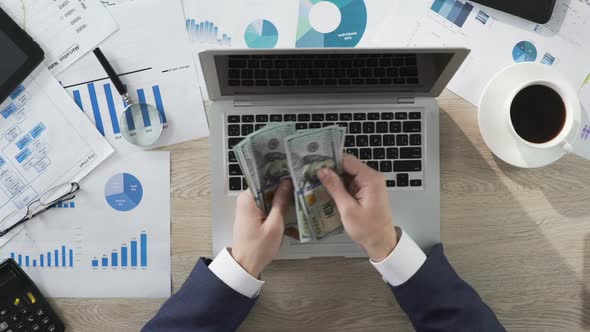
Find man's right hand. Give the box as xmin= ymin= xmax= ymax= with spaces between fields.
xmin=318 ymin=154 xmax=398 ymax=262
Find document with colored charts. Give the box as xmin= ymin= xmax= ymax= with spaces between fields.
xmin=57 ymin=0 xmax=210 ymax=152
xmin=376 ymin=0 xmax=590 ymax=106
xmin=0 ymin=67 xmax=113 ymax=248
xmin=0 ymin=152 xmax=171 ymax=298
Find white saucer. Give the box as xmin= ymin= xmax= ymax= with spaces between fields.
xmin=478 ymin=63 xmax=567 ymax=168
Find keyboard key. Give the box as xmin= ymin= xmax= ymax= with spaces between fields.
xmin=270 ymin=114 xmax=283 ymax=122
xmin=242 ymin=124 xmax=254 ymax=136
xmin=242 ymin=70 xmax=254 ymax=79
xmin=394 ymin=161 xmax=422 ymax=172
xmin=387 ymin=148 xmax=399 ymax=159
xmin=34 ymin=309 xmax=45 ymax=317
xmin=359 ymin=148 xmax=372 ymax=160
xmin=349 ymin=122 xmax=361 ymax=134
xmin=407 ymin=78 xmax=419 ymax=84
xmin=248 ymin=60 xmax=260 ymax=69
xmin=367 ymin=161 xmax=379 ymax=171
xmin=336 ymin=122 xmax=348 ymax=130
xmin=228 ymin=137 xmax=243 ymax=149
xmin=298 ymin=114 xmax=311 ymax=122
xmin=386 ymin=67 xmax=399 ymax=77
xmin=346 ymin=148 xmax=359 ymax=158
xmin=363 ymin=122 xmax=375 ymax=133
xmin=409 ymin=112 xmax=421 ymax=119
xmin=242 ymin=115 xmax=254 ymax=123
xmin=397 ymin=174 xmax=409 ymax=187
xmin=368 ymin=113 xmax=380 ymax=120
xmin=400 ymin=147 xmax=422 ymax=159
xmin=340 ymin=113 xmax=352 ymax=121
xmin=296 ymin=123 xmax=308 ymax=130
xmin=323 ymin=122 xmax=334 ymax=127
xmin=227 ymin=125 xmax=240 ymax=137
xmin=0 ymin=308 xmax=7 ymax=317
xmin=255 ymin=70 xmax=267 ymax=79
xmin=269 ymin=80 xmax=282 ymax=86
xmin=390 ymin=122 xmax=401 ymax=133
xmin=353 ymin=113 xmax=366 ymax=121
xmin=386 ymin=180 xmax=396 ymax=188
xmin=397 ymin=134 xmax=409 ymax=146
xmin=228 ymin=80 xmax=240 ymax=87
xmin=370 ymin=135 xmax=382 ymax=146
xmin=228 ymin=151 xmax=237 ymax=163
xmin=383 ymin=135 xmax=396 ymax=146
xmin=381 ymin=112 xmax=394 ymax=120
xmin=284 ymin=114 xmax=297 ymax=122
xmin=376 ymin=122 xmax=389 ymax=133
xmin=255 ymin=124 xmax=266 ymax=130
xmin=31 ymin=323 xmax=40 ymax=331
xmin=326 ymin=113 xmax=339 ymax=121
xmin=403 ymin=121 xmax=422 ymax=133
xmin=312 ymin=114 xmax=324 ymax=121
xmin=410 ymin=180 xmax=422 ymax=187
xmin=344 ymin=135 xmax=355 ymax=147
xmin=357 ymin=136 xmax=369 ymax=147
xmin=394 ymin=78 xmax=406 ymax=85
xmin=373 ymin=148 xmax=386 ymax=159
xmin=380 ymin=160 xmax=392 ymax=172
xmin=309 ymin=123 xmax=321 ymax=129
xmin=228 ymin=115 xmax=240 ymax=123
xmin=256 ymin=114 xmax=269 ymax=122
xmin=395 ymin=112 xmax=408 ymax=120
xmin=268 ymin=70 xmax=281 ymax=79
xmin=400 ymin=67 xmax=418 ymax=77
xmin=229 ymin=164 xmax=243 ymax=176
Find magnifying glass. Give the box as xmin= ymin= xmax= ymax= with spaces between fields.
xmin=93 ymin=48 xmax=164 ymax=146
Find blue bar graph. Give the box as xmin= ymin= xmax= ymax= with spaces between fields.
xmin=87 ymin=83 xmax=105 ymax=136
xmin=152 ymin=85 xmax=167 ymax=123
xmin=136 ymin=89 xmax=151 ymax=128
xmin=430 ymin=0 xmax=473 ymax=28
xmin=131 ymin=240 xmax=138 ymax=267
xmin=73 ymin=90 xmax=84 ymax=111
xmin=91 ymin=233 xmax=148 ymax=269
xmin=186 ymin=19 xmax=231 ymax=45
xmin=104 ymin=84 xmax=121 ymax=135
xmin=9 ymin=245 xmax=74 ymax=268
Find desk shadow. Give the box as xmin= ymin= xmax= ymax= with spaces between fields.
xmin=239 ymin=109 xmax=583 ymax=332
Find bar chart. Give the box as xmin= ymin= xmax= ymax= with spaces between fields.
xmin=541 ymin=53 xmax=556 ymax=65
xmin=91 ymin=232 xmax=148 ymax=269
xmin=54 ymin=201 xmax=76 ymax=208
xmin=186 ymin=19 xmax=232 ymax=46
xmin=10 ymin=245 xmax=75 ymax=268
xmin=70 ymin=82 xmax=168 ymax=137
xmin=430 ymin=0 xmax=474 ymax=28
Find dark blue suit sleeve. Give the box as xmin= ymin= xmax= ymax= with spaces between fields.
xmin=142 ymin=258 xmax=257 ymax=332
xmin=392 ymin=244 xmax=505 ymax=332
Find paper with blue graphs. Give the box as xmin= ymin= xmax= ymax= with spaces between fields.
xmin=0 ymin=152 xmax=171 ymax=298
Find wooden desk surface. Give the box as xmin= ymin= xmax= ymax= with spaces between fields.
xmin=53 ymin=90 xmax=590 ymax=331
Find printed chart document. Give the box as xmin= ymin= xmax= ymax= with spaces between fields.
xmin=0 ymin=0 xmax=118 ymax=74
xmin=0 ymin=67 xmax=114 ymax=246
xmin=377 ymin=0 xmax=590 ymax=106
xmin=58 ymin=0 xmax=210 ymax=152
xmin=0 ymin=152 xmax=171 ymax=298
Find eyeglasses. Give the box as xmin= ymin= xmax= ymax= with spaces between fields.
xmin=0 ymin=183 xmax=80 ymax=238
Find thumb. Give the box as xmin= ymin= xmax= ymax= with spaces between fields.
xmin=318 ymin=168 xmax=358 ymax=212
xmin=267 ymin=179 xmax=293 ymax=221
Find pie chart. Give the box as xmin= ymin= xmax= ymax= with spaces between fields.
xmin=244 ymin=19 xmax=279 ymax=48
xmin=105 ymin=173 xmax=143 ymax=212
xmin=512 ymin=41 xmax=537 ymax=63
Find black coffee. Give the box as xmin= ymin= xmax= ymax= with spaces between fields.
xmin=510 ymin=85 xmax=566 ymax=144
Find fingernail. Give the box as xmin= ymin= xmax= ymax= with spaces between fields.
xmin=318 ymin=168 xmax=331 ymax=180
xmin=281 ymin=179 xmax=293 ymax=190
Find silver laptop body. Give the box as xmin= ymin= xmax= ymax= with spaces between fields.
xmin=200 ymin=48 xmax=469 ymax=259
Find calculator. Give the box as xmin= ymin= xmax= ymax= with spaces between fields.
xmin=0 ymin=259 xmax=64 ymax=332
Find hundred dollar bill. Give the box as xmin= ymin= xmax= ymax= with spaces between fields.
xmin=295 ymin=192 xmax=313 ymax=243
xmin=250 ymin=123 xmax=296 ymax=213
xmin=234 ymin=139 xmax=264 ymax=209
xmin=285 ymin=127 xmax=345 ymax=240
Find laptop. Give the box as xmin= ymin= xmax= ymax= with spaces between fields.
xmin=200 ymin=48 xmax=469 ymax=259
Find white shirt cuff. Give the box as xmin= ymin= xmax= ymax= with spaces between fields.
xmin=208 ymin=247 xmax=265 ymax=298
xmin=370 ymin=227 xmax=427 ymax=287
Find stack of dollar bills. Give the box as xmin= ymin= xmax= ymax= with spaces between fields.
xmin=234 ymin=123 xmax=346 ymax=243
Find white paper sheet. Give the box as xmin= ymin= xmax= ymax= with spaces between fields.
xmin=378 ymin=0 xmax=590 ymax=106
xmin=0 ymin=67 xmax=114 ymax=247
xmin=0 ymin=0 xmax=118 ymax=74
xmin=57 ymin=0 xmax=210 ymax=152
xmin=0 ymin=152 xmax=171 ymax=298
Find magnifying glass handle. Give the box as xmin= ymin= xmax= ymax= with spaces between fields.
xmin=93 ymin=47 xmax=128 ymax=96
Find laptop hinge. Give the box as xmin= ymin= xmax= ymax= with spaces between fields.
xmin=396 ymin=97 xmax=415 ymax=104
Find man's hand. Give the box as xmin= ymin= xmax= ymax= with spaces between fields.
xmin=318 ymin=155 xmax=397 ymax=262
xmin=231 ymin=179 xmax=293 ymax=277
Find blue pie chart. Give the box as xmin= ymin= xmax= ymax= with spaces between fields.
xmin=245 ymin=19 xmax=279 ymax=48
xmin=105 ymin=173 xmax=143 ymax=212
xmin=512 ymin=41 xmax=537 ymax=63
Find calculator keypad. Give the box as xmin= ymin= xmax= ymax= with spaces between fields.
xmin=0 ymin=291 xmax=60 ymax=332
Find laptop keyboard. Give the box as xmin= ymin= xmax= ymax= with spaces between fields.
xmin=226 ymin=111 xmax=424 ymax=192
xmin=226 ymin=54 xmax=419 ymax=88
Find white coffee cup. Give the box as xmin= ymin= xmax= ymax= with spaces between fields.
xmin=479 ymin=63 xmax=590 ymax=168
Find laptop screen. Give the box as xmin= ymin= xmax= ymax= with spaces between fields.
xmin=213 ymin=51 xmax=455 ymax=96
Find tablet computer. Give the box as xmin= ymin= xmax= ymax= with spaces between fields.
xmin=0 ymin=7 xmax=44 ymax=103
xmin=471 ymin=0 xmax=556 ymax=24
